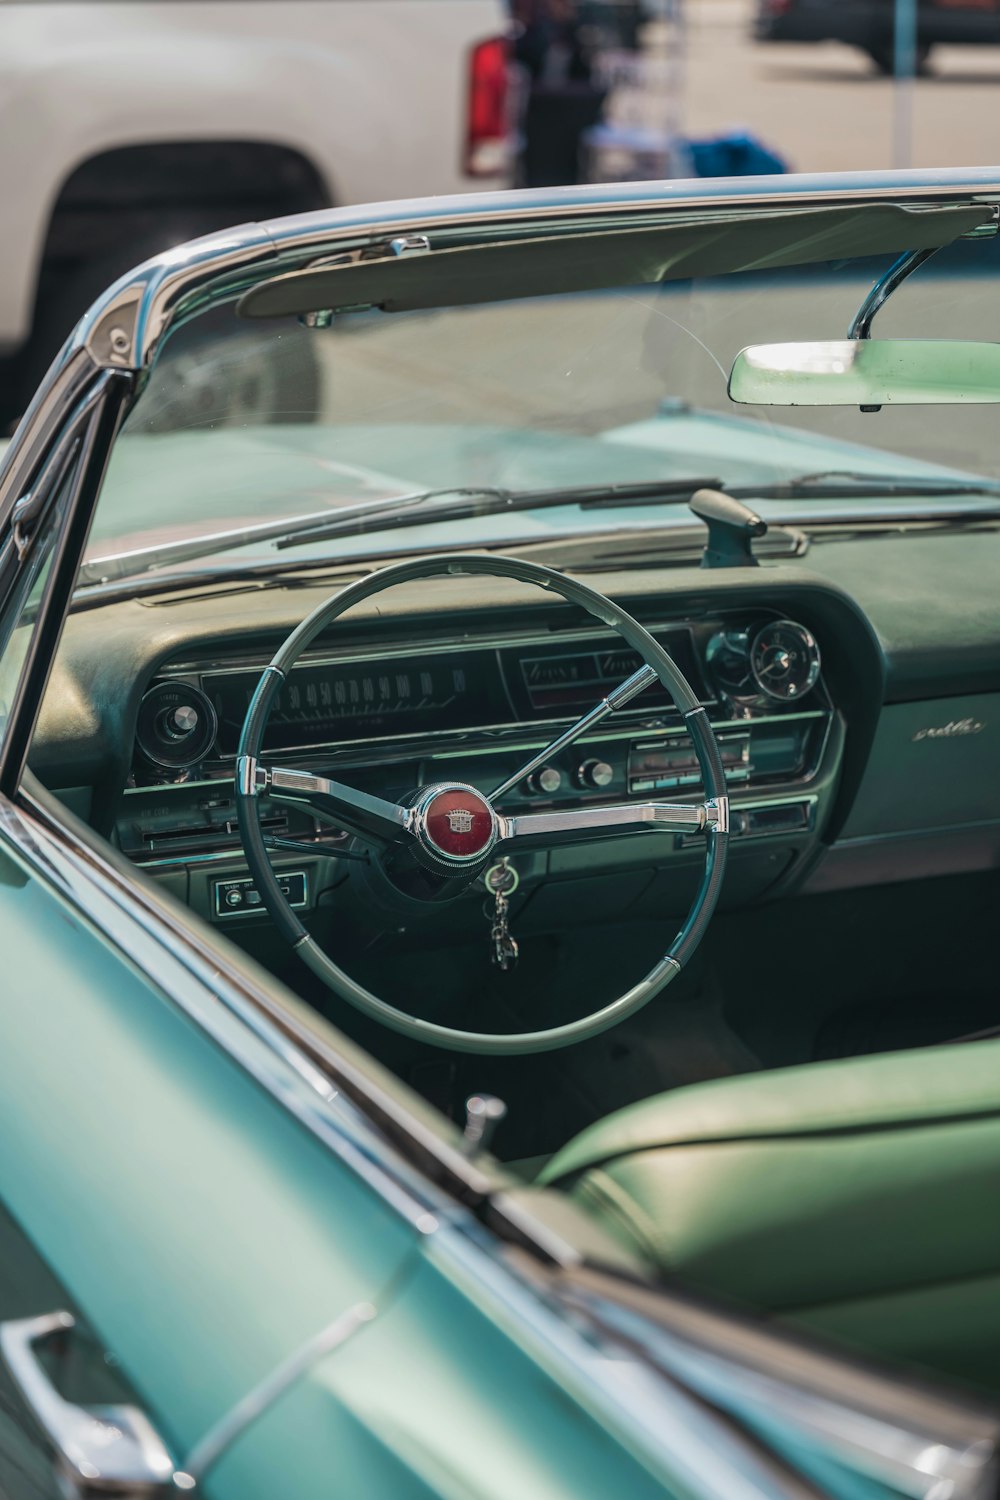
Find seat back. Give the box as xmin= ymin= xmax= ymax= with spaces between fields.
xmin=540 ymin=1038 xmax=1000 ymax=1391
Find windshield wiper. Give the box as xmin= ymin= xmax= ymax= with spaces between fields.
xmin=77 ymin=468 xmax=1000 ymax=588
xmin=729 ymin=469 xmax=1000 ymax=500
xmin=76 ymin=479 xmax=722 ymax=585
xmin=77 ymin=487 xmax=514 ymax=586
xmin=271 ymin=478 xmax=724 ymax=551
xmin=265 ymin=470 xmax=1000 ymax=552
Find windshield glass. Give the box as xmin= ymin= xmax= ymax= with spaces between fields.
xmin=82 ymin=227 xmax=1000 ymax=584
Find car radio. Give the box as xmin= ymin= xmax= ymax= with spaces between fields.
xmin=628 ymin=732 xmax=751 ymax=794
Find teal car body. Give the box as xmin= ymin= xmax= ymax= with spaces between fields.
xmin=0 ymin=167 xmax=999 ymax=1499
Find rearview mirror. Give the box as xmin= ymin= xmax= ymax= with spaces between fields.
xmin=728 ymin=339 xmax=1000 ymax=406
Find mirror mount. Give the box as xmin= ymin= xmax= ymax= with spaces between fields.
xmin=689 ymin=488 xmax=767 ymax=569
xmin=848 ymin=245 xmax=941 ymax=342
xmin=848 ymin=246 xmax=942 ymax=410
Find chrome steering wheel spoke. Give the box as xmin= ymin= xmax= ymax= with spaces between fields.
xmin=488 ymin=662 xmax=658 ymax=803
xmin=240 ymin=757 xmax=409 ymax=848
xmin=497 ymin=798 xmax=727 ymax=852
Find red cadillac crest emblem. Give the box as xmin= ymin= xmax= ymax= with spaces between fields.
xmin=417 ymin=784 xmax=496 ymax=863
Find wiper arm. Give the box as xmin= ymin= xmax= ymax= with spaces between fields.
xmin=78 ymin=466 xmax=999 ymax=589
xmin=272 ymin=478 xmax=724 ymax=551
xmin=729 ymin=469 xmax=1000 ymax=500
xmin=76 ymin=487 xmax=514 ymax=586
xmin=78 ymin=479 xmax=723 ymax=587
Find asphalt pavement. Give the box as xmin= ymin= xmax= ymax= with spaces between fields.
xmin=611 ymin=0 xmax=1000 ymax=176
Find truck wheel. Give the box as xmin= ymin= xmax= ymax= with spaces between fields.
xmin=134 ymin=306 xmax=322 ymax=434
xmin=865 ymin=40 xmax=932 ymax=74
xmin=13 ymin=237 xmax=321 ymax=432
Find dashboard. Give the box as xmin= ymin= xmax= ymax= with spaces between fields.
xmin=29 ymin=517 xmax=1000 ymax=952
xmin=114 ymin=607 xmax=840 ymax=931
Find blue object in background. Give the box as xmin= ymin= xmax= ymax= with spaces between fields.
xmin=687 ymin=131 xmax=789 ymax=176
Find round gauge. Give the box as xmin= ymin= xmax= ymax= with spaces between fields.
xmin=136 ymin=681 xmax=219 ymax=769
xmin=749 ymin=620 xmax=821 ymax=702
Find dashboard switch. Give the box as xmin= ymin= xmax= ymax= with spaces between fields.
xmin=214 ymin=871 xmax=308 ymax=917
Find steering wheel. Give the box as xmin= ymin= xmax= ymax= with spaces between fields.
xmin=235 ymin=555 xmax=729 ymax=1055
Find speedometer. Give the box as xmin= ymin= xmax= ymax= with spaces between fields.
xmin=749 ymin=620 xmax=821 ymax=702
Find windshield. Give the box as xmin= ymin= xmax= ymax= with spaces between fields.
xmin=82 ymin=227 xmax=1000 ymax=584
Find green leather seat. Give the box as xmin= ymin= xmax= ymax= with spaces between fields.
xmin=539 ymin=1038 xmax=1000 ymax=1392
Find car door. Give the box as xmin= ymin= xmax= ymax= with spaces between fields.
xmin=0 ymin=386 xmax=435 ymax=1495
xmin=0 ymin=806 xmax=435 ymax=1497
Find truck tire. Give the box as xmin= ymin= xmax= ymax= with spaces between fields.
xmin=12 ymin=231 xmax=320 ymax=432
xmin=864 ymin=39 xmax=933 ymax=74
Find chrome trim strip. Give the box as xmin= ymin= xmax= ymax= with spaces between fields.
xmin=644 ymin=1331 xmax=998 ymax=1500
xmin=129 ymin=795 xmax=809 ymax=872
xmin=162 ymin=618 xmax=703 ymax=676
xmin=128 ymin=705 xmax=827 ymax=777
xmin=183 ymin=1301 xmax=377 ymax=1484
xmin=134 ymin=845 xmax=336 ymax=872
xmin=558 ymin=1273 xmax=1000 ymax=1500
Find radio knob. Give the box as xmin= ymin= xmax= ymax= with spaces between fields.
xmin=527 ymin=765 xmax=562 ymax=795
xmin=577 ymin=758 xmax=614 ymax=790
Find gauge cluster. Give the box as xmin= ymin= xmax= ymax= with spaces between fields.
xmin=131 ymin=612 xmax=826 ymax=786
xmin=706 ymin=618 xmax=822 ymax=708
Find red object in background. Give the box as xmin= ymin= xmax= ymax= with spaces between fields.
xmin=466 ymin=36 xmax=511 ymax=176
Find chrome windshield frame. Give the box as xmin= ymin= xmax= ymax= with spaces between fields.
xmin=3 ymin=168 xmax=997 ymax=557
xmin=51 ymin=168 xmax=1000 ymax=390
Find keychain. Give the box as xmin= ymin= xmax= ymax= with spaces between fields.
xmin=484 ymin=859 xmax=520 ymax=973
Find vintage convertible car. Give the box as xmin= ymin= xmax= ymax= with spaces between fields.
xmin=1 ymin=167 xmax=1000 ymax=1499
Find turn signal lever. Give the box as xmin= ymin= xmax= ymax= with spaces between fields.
xmin=689 ymin=487 xmax=767 ymax=569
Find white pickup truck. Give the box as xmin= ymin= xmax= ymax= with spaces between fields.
xmin=0 ymin=0 xmax=511 ymax=425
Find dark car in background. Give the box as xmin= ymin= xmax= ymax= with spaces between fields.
xmin=755 ymin=0 xmax=1000 ymax=72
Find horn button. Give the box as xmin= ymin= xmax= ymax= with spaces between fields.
xmin=411 ymin=784 xmax=498 ymax=868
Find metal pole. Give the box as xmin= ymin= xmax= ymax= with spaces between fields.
xmin=892 ymin=0 xmax=917 ymax=168
xmin=663 ymin=0 xmax=689 ymax=175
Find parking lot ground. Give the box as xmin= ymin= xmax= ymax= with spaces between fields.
xmin=612 ymin=0 xmax=1000 ymax=176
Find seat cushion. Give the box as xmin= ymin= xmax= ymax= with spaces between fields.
xmin=539 ymin=1038 xmax=1000 ymax=1316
